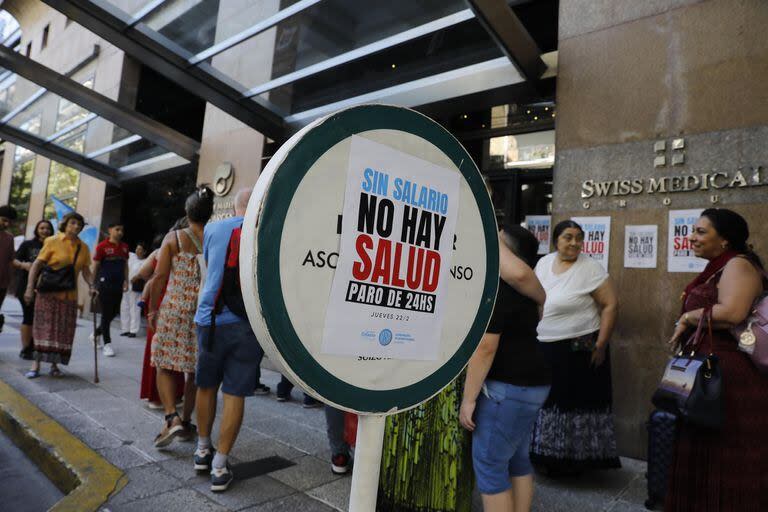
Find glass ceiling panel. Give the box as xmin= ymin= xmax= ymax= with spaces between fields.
xmin=260 ymin=16 xmax=501 ymax=115
xmin=0 ymin=11 xmax=20 ymax=42
xmin=140 ymin=0 xmax=309 ymax=56
xmin=0 ymin=71 xmax=184 ymax=170
xmin=216 ymin=0 xmax=468 ymax=91
xmin=100 ymin=0 xmax=470 ymax=110
xmin=38 ymin=0 xmax=539 ymax=140
xmin=92 ymin=136 xmax=168 ymax=168
xmin=0 ymin=72 xmax=187 ymax=179
xmin=0 ymin=7 xmax=192 ymax=181
xmin=4 ymin=86 xmax=139 ymax=155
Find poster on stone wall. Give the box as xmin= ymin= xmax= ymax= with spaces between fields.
xmin=571 ymin=216 xmax=611 ymax=271
xmin=668 ymin=209 xmax=707 ymax=273
xmin=524 ymin=215 xmax=551 ymax=255
xmin=624 ymin=225 xmax=658 ymax=268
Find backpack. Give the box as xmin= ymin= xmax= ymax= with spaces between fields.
xmin=205 ymin=226 xmax=247 ymax=352
xmin=215 ymin=226 xmax=247 ymax=319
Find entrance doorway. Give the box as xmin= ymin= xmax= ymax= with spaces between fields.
xmin=486 ymin=168 xmax=552 ymax=227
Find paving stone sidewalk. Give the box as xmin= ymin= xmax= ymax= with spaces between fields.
xmin=0 ymin=301 xmax=649 ymax=511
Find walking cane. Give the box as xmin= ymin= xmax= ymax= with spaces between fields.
xmin=91 ymin=294 xmax=100 ymax=383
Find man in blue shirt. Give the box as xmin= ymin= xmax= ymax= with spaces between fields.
xmin=193 ymin=188 xmax=264 ymax=492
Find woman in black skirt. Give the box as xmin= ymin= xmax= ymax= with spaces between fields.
xmin=530 ymin=220 xmax=620 ymax=474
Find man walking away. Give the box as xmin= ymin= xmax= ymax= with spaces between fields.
xmin=92 ymin=223 xmax=129 ymax=357
xmin=194 ymin=188 xmax=264 ymax=492
xmin=0 ymin=205 xmax=17 ymax=332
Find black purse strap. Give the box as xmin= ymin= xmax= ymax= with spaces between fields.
xmin=71 ymin=240 xmax=81 ymax=268
xmin=683 ymin=307 xmax=713 ymax=355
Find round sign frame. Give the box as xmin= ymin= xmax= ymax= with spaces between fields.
xmin=241 ymin=105 xmax=498 ymax=414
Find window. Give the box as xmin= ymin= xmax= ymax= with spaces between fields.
xmin=55 ymin=76 xmax=94 ymax=132
xmin=0 ymin=81 xmax=15 ymax=116
xmin=44 ymin=162 xmax=80 ymax=220
xmin=44 ymin=128 xmax=83 ymax=219
xmin=41 ymin=24 xmax=49 ymax=49
xmin=43 ymin=84 xmax=91 ymax=220
xmin=487 ymin=131 xmax=556 ymax=170
xmin=8 ymin=115 xmax=41 ymax=235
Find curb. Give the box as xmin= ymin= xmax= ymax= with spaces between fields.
xmin=0 ymin=379 xmax=127 ymax=512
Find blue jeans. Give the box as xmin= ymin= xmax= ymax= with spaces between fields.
xmin=472 ymin=379 xmax=550 ymax=494
xmin=325 ymin=406 xmax=349 ymax=456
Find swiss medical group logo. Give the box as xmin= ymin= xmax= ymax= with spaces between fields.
xmin=378 ymin=329 xmax=393 ymax=346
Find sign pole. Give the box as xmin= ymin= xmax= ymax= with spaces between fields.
xmin=348 ymin=415 xmax=386 ymax=512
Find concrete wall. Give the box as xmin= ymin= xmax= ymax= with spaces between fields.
xmin=555 ymin=0 xmax=768 ymax=457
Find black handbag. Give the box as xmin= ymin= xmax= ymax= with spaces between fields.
xmin=651 ymin=308 xmax=724 ymax=429
xmin=131 ymin=278 xmax=145 ymax=293
xmin=37 ymin=242 xmax=82 ymax=293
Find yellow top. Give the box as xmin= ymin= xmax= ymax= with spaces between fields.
xmin=37 ymin=233 xmax=91 ymax=301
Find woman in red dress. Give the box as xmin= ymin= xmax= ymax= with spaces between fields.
xmin=666 ymin=208 xmax=768 ymax=511
xmin=136 ymin=234 xmax=184 ymax=407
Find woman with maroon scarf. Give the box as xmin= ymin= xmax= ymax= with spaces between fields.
xmin=666 ymin=208 xmax=768 ymax=511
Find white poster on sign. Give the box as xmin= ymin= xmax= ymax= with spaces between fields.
xmin=571 ymin=216 xmax=611 ymax=271
xmin=668 ymin=209 xmax=707 ymax=273
xmin=525 ymin=215 xmax=551 ymax=255
xmin=624 ymin=225 xmax=658 ymax=268
xmin=321 ymin=136 xmax=460 ymax=361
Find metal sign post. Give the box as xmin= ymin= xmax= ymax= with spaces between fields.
xmin=348 ymin=415 xmax=386 ymax=512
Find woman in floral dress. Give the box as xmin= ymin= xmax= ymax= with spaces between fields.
xmin=149 ymin=187 xmax=213 ymax=447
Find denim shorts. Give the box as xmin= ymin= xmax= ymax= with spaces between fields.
xmin=472 ymin=379 xmax=551 ymax=494
xmin=195 ymin=321 xmax=263 ymax=397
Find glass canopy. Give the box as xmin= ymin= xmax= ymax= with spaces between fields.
xmin=17 ymin=0 xmax=554 ymax=181
xmin=69 ymin=0 xmax=528 ymax=124
xmin=0 ymin=16 xmax=197 ymax=183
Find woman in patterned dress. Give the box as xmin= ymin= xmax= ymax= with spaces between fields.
xmin=149 ymin=187 xmax=213 ymax=447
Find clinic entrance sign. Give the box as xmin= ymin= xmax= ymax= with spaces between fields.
xmin=240 ymin=105 xmax=498 ymax=511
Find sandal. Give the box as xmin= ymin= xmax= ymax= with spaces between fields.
xmin=154 ymin=412 xmax=184 ymax=448
xmin=49 ymin=367 xmax=63 ymax=378
xmin=25 ymin=369 xmax=40 ymax=379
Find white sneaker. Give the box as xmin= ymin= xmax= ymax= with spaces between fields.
xmin=103 ymin=344 xmax=115 ymax=357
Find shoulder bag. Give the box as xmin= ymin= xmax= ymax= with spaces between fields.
xmin=731 ymin=266 xmax=768 ymax=373
xmin=651 ymin=308 xmax=724 ymax=429
xmin=37 ymin=241 xmax=82 ymax=293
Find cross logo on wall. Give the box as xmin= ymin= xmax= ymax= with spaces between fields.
xmin=654 ymin=138 xmax=685 ymax=168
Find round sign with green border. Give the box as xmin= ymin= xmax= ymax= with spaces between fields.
xmin=240 ymin=105 xmax=498 ymax=414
